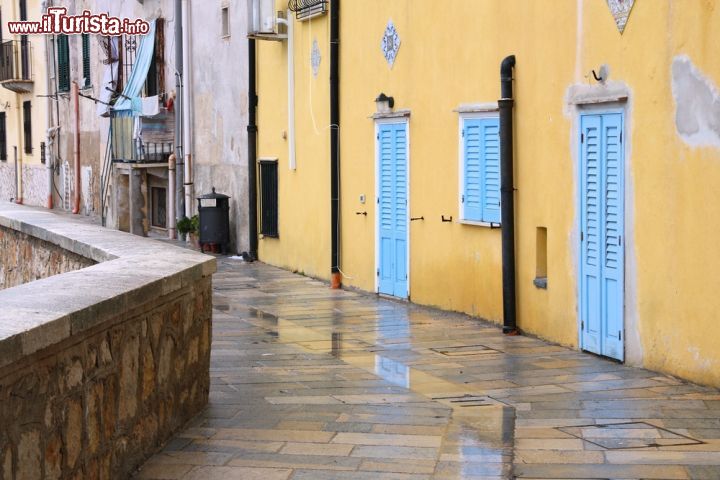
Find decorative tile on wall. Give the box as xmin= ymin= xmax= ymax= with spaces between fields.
xmin=311 ymin=38 xmax=321 ymax=77
xmin=381 ymin=20 xmax=401 ymax=68
xmin=607 ymin=0 xmax=636 ymax=34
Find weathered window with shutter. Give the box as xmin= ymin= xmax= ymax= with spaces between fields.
xmin=82 ymin=34 xmax=91 ymax=87
xmin=460 ymin=116 xmax=501 ymax=224
xmin=260 ymin=160 xmax=279 ymax=238
xmin=145 ymin=18 xmax=164 ymax=97
xmin=23 ymin=101 xmax=31 ymax=154
xmin=57 ymin=34 xmax=70 ymax=92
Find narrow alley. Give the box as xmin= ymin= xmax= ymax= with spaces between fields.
xmin=136 ymin=259 xmax=720 ymax=480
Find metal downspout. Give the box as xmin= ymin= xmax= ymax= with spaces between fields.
xmin=43 ymin=0 xmax=55 ymax=210
xmin=174 ymin=0 xmax=185 ymax=221
xmin=12 ymin=0 xmax=22 ymax=204
xmin=182 ymin=0 xmax=194 ymax=218
xmin=246 ymin=39 xmax=258 ymax=260
xmin=499 ymin=55 xmax=518 ymax=335
xmin=330 ymin=0 xmax=341 ymax=288
xmin=71 ymin=81 xmax=81 ymax=214
xmin=168 ymin=154 xmax=176 ymax=238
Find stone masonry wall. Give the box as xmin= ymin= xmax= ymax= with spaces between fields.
xmin=0 ymin=276 xmax=212 ymax=480
xmin=0 ymin=226 xmax=96 ymax=290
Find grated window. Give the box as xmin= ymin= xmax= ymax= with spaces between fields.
xmin=260 ymin=160 xmax=279 ymax=237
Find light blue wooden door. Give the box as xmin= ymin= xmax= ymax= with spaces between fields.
xmin=580 ymin=113 xmax=625 ymax=361
xmin=377 ymin=123 xmax=408 ymax=298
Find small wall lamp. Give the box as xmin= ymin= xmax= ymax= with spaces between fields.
xmin=375 ymin=93 xmax=394 ymax=114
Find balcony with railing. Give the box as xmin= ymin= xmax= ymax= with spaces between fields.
xmin=0 ymin=39 xmax=33 ymax=93
xmin=110 ymin=109 xmax=174 ymax=164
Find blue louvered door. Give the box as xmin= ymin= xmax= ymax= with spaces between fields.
xmin=580 ymin=113 xmax=624 ymax=361
xmin=377 ymin=123 xmax=408 ymax=298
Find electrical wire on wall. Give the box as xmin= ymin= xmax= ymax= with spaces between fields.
xmin=305 ymin=10 xmax=353 ymax=280
xmin=332 ymin=122 xmax=353 ymax=280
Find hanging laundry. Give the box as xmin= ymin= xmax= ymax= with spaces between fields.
xmin=142 ymin=96 xmax=160 ymax=117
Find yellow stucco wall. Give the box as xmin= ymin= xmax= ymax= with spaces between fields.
xmin=0 ymin=0 xmax=51 ymax=201
xmin=256 ymin=0 xmax=720 ymax=387
xmin=257 ymin=3 xmax=330 ymax=279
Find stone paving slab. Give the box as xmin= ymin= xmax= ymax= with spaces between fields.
xmin=137 ymin=259 xmax=720 ymax=479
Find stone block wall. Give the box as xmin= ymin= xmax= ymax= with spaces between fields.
xmin=0 ymin=203 xmax=215 ymax=480
xmin=0 ymin=226 xmax=96 ymax=290
xmin=0 ymin=276 xmax=211 ymax=479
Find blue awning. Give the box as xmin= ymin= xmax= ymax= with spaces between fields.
xmin=113 ymin=20 xmax=156 ymax=116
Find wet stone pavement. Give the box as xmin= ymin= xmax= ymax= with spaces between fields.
xmin=136 ymin=259 xmax=720 ymax=479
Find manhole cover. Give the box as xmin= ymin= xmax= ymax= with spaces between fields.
xmin=557 ymin=422 xmax=705 ymax=450
xmin=432 ymin=394 xmax=508 ymax=408
xmin=430 ymin=345 xmax=502 ymax=356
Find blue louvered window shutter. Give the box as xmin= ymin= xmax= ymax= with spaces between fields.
xmin=481 ymin=119 xmax=501 ymax=223
xmin=462 ymin=119 xmax=483 ymax=221
xmin=462 ymin=117 xmax=500 ymax=223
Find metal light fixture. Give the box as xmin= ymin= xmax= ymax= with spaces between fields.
xmin=375 ymin=93 xmax=394 ymax=114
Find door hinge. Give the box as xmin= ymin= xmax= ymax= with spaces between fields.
xmin=376 ymin=133 xmax=380 ymax=140
xmin=461 ymin=194 xmax=465 ymax=203
xmin=620 ymin=132 xmax=623 ymax=143
xmin=405 ymin=274 xmax=408 ymax=280
xmin=618 ymin=235 xmax=622 ymax=246
xmin=376 ymin=269 xmax=379 ymax=276
xmin=581 ymin=231 xmax=584 ymax=241
xmin=462 ymin=129 xmax=465 ymax=138
xmin=377 ymin=197 xmax=380 ymax=204
xmin=581 ymin=320 xmax=585 ymax=329
xmin=581 ymin=133 xmax=585 ymax=143
xmin=619 ymin=330 xmax=622 ymax=341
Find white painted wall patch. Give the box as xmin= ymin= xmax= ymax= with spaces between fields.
xmin=671 ymin=55 xmax=720 ymax=149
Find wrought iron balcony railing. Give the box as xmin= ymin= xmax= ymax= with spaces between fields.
xmin=0 ymin=40 xmax=33 ymax=93
xmin=288 ymin=0 xmax=327 ymax=20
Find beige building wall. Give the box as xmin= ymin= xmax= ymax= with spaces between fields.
xmin=0 ymin=0 xmax=51 ymax=207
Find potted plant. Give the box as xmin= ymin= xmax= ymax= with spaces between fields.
xmin=176 ymin=216 xmax=193 ymax=242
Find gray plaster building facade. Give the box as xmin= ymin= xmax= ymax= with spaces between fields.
xmin=3 ymin=0 xmax=251 ymax=253
xmin=189 ymin=0 xmax=249 ymax=253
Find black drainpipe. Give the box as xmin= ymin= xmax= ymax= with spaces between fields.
xmin=246 ymin=39 xmax=259 ymax=261
xmin=330 ymin=0 xmax=341 ymax=288
xmin=499 ymin=55 xmax=518 ymax=335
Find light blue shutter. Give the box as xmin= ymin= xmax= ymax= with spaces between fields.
xmin=393 ymin=124 xmax=408 ymax=297
xmin=580 ymin=115 xmax=602 ymax=355
xmin=378 ymin=125 xmax=394 ymax=295
xmin=462 ymin=119 xmax=483 ymax=221
xmin=462 ymin=118 xmax=500 ymax=223
xmin=482 ymin=119 xmax=501 ymax=223
xmin=580 ymin=113 xmax=625 ymax=361
xmin=378 ymin=123 xmax=408 ymax=298
xmin=600 ymin=113 xmax=624 ymax=361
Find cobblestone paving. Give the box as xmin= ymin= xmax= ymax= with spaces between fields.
xmin=137 ymin=259 xmax=720 ymax=479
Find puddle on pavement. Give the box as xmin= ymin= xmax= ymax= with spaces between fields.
xmin=240 ymin=307 xmax=516 ymax=475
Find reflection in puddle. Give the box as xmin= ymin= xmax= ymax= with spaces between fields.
xmin=253 ymin=309 xmax=515 ymax=477
xmin=375 ymin=355 xmax=410 ymax=389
